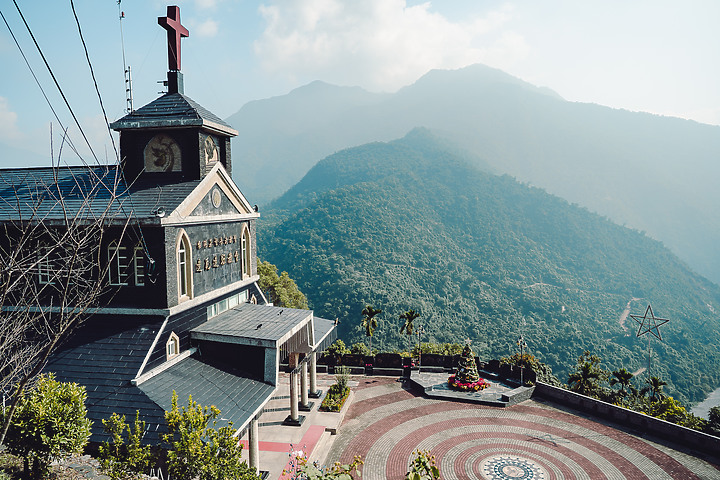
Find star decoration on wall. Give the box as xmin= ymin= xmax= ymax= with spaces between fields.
xmin=630 ymin=304 xmax=669 ymax=340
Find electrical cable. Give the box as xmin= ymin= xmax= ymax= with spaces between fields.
xmin=11 ymin=0 xmax=101 ymax=165
xmin=70 ymin=0 xmax=119 ymax=164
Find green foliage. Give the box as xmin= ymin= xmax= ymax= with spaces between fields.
xmin=325 ymin=340 xmax=351 ymax=362
xmin=163 ymin=392 xmax=260 ymax=480
xmin=350 ymin=342 xmax=371 ymax=356
xmin=1 ymin=373 xmax=91 ymax=479
xmin=644 ymin=396 xmax=706 ymax=430
xmin=257 ymin=260 xmax=309 ymax=309
xmin=98 ymin=411 xmax=153 ymax=480
xmin=405 ymin=450 xmax=440 ymax=480
xmin=567 ymin=352 xmax=608 ymax=397
xmin=258 ymin=129 xmax=720 ymax=405
xmin=284 ymin=448 xmax=363 ymax=480
xmin=501 ymin=352 xmax=561 ymax=386
xmin=361 ymin=305 xmax=382 ymax=353
xmin=706 ymin=406 xmax=720 ymax=436
xmin=642 ymin=376 xmax=668 ymax=402
xmin=320 ymin=367 xmax=351 ymax=412
xmin=413 ymin=342 xmax=465 ymax=356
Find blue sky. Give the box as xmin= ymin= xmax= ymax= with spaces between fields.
xmin=1 ymin=0 xmax=718 ymax=166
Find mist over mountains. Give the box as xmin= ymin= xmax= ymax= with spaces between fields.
xmin=257 ymin=129 xmax=720 ymax=405
xmin=228 ymin=63 xmax=720 ymax=285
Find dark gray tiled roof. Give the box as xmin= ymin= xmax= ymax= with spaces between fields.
xmin=313 ymin=317 xmax=337 ymax=352
xmin=138 ymin=356 xmax=274 ymax=433
xmin=191 ymin=303 xmax=312 ymax=346
xmin=45 ymin=317 xmax=167 ymax=443
xmin=110 ymin=93 xmax=238 ymax=136
xmin=0 ymin=165 xmax=199 ymax=222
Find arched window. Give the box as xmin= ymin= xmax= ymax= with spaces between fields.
xmin=166 ymin=332 xmax=180 ymax=360
xmin=241 ymin=227 xmax=250 ymax=278
xmin=177 ymin=232 xmax=192 ymax=300
xmin=108 ymin=241 xmax=129 ymax=285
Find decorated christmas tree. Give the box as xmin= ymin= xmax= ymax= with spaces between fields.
xmin=448 ymin=344 xmax=488 ymax=391
xmin=456 ymin=344 xmax=480 ymax=383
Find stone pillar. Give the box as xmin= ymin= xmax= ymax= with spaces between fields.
xmin=289 ymin=353 xmax=299 ymax=422
xmin=300 ymin=360 xmax=309 ymax=409
xmin=309 ymin=351 xmax=320 ymax=397
xmin=248 ymin=418 xmax=259 ymax=470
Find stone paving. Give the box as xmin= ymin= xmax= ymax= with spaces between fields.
xmin=324 ymin=376 xmax=720 ymax=480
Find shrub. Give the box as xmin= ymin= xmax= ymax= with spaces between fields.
xmin=350 ymin=342 xmax=371 ymax=356
xmin=163 ymin=392 xmax=261 ymax=480
xmin=405 ymin=449 xmax=440 ymax=480
xmin=98 ymin=411 xmax=153 ymax=479
xmin=1 ymin=373 xmax=91 ymax=479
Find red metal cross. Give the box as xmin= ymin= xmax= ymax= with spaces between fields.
xmin=158 ymin=6 xmax=189 ymax=72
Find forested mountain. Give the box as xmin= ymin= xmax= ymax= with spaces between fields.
xmin=228 ymin=63 xmax=720 ymax=285
xmin=258 ymin=129 xmax=720 ymax=405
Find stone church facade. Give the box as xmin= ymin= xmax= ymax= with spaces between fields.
xmin=0 ymin=5 xmax=334 ymax=472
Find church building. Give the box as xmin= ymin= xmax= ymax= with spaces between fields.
xmin=0 ymin=5 xmax=334 ymax=472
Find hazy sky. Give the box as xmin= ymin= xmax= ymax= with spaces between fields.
xmin=1 ymin=0 xmax=718 ymax=164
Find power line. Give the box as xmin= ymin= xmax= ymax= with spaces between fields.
xmin=70 ymin=0 xmax=119 ymax=163
xmin=11 ymin=0 xmax=100 ymax=165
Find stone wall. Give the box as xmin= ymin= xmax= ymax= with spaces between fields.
xmin=535 ymin=382 xmax=720 ymax=458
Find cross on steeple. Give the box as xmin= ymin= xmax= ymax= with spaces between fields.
xmin=158 ymin=6 xmax=189 ymax=72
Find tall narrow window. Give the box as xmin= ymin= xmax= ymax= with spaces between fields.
xmin=133 ymin=246 xmax=145 ymax=286
xmin=177 ymin=232 xmax=192 ymax=300
xmin=108 ymin=241 xmax=129 ymax=285
xmin=241 ymin=227 xmax=250 ymax=277
xmin=37 ymin=247 xmax=53 ymax=285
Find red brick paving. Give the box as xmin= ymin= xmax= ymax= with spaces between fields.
xmin=328 ymin=378 xmax=719 ymax=480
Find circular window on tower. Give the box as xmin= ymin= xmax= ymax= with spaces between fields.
xmin=211 ymin=187 xmax=222 ymax=208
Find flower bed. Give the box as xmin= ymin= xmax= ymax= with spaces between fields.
xmin=319 ymin=384 xmax=350 ymax=412
xmin=448 ymin=374 xmax=489 ymax=392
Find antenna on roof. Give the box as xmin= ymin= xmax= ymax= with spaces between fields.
xmin=118 ymin=1 xmax=133 ymax=112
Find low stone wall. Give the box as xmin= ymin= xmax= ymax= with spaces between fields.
xmin=535 ymin=382 xmax=720 ymax=458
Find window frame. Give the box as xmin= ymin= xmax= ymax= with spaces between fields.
xmin=37 ymin=247 xmax=54 ymax=285
xmin=108 ymin=241 xmax=129 ymax=286
xmin=133 ymin=245 xmax=145 ymax=286
xmin=241 ymin=226 xmax=250 ymax=278
xmin=166 ymin=332 xmax=180 ymax=360
xmin=177 ymin=231 xmax=192 ymax=301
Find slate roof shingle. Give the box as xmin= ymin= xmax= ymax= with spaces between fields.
xmin=110 ymin=93 xmax=238 ymax=136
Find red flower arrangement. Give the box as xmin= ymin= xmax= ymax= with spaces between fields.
xmin=448 ymin=374 xmax=489 ymax=392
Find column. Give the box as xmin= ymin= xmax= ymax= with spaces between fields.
xmin=248 ymin=418 xmax=259 ymax=471
xmin=309 ymin=351 xmax=320 ymax=398
xmin=300 ymin=361 xmax=309 ymax=409
xmin=289 ymin=353 xmax=299 ymax=422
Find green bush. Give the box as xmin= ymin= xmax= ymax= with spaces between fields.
xmin=98 ymin=411 xmax=153 ymax=479
xmin=350 ymin=342 xmax=371 ymax=356
xmin=405 ymin=449 xmax=440 ymax=480
xmin=1 ymin=373 xmax=91 ymax=479
xmin=163 ymin=392 xmax=261 ymax=480
xmin=320 ymin=368 xmax=351 ymax=412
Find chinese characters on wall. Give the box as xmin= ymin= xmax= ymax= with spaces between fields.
xmin=194 ymin=234 xmax=240 ymax=273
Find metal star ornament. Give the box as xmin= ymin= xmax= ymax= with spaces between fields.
xmin=630 ymin=304 xmax=669 ymax=340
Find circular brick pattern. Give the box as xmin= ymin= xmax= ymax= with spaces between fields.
xmin=479 ymin=455 xmax=547 ymax=480
xmin=325 ymin=377 xmax=720 ymax=480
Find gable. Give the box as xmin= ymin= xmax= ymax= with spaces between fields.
xmin=163 ymin=163 xmax=257 ymax=225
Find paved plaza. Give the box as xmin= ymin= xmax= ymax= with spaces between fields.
xmin=250 ymin=374 xmax=720 ymax=479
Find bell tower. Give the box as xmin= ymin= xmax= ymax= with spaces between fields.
xmin=110 ymin=5 xmax=237 ymax=182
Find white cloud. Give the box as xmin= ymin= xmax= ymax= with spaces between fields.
xmin=0 ymin=97 xmax=22 ymax=142
xmin=195 ymin=19 xmax=219 ymax=37
xmin=254 ymin=0 xmax=527 ymax=91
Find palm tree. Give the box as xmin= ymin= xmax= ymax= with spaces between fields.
xmin=567 ymin=361 xmax=603 ymax=396
xmin=642 ymin=376 xmax=667 ymax=402
xmin=399 ymin=309 xmax=420 ymax=356
xmin=609 ymin=368 xmax=634 ymax=396
xmin=361 ymin=305 xmax=382 ymax=354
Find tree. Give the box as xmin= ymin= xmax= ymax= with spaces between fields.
xmin=706 ymin=406 xmax=720 ymax=436
xmin=98 ymin=411 xmax=154 ymax=480
xmin=0 ymin=164 xmax=129 ymax=448
xmin=257 ymin=260 xmax=308 ymax=309
xmin=642 ymin=376 xmax=668 ymax=402
xmin=609 ymin=368 xmax=634 ymax=396
xmin=360 ymin=305 xmax=382 ymax=354
xmin=163 ymin=392 xmax=261 ymax=480
xmin=567 ymin=351 xmax=607 ymax=397
xmin=399 ymin=309 xmax=420 ymax=356
xmin=0 ymin=373 xmax=92 ymax=478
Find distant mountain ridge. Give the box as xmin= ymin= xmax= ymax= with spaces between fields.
xmin=258 ymin=129 xmax=720 ymax=405
xmin=227 ymin=63 xmax=720 ymax=284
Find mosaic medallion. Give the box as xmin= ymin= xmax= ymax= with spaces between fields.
xmin=480 ymin=456 xmax=546 ymax=480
